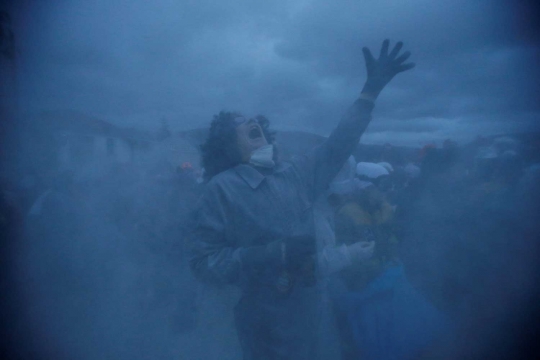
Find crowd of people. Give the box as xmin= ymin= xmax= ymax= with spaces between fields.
xmin=1 ymin=162 xmax=203 ymax=359
xmin=306 ymin=137 xmax=540 ymax=359
xmin=0 ymin=39 xmax=539 ymax=360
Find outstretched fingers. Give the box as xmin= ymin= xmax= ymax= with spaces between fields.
xmin=379 ymin=39 xmax=389 ymax=59
xmin=394 ymin=51 xmax=411 ymax=64
xmin=388 ymin=41 xmax=403 ymax=59
xmin=397 ymin=62 xmax=415 ymax=73
xmin=363 ymin=39 xmax=415 ymax=85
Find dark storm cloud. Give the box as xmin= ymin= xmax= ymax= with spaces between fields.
xmin=13 ymin=0 xmax=540 ymax=145
xmin=273 ymin=0 xmax=540 ymax=144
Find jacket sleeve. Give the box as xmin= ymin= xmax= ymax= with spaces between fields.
xmin=188 ymin=183 xmax=243 ymax=284
xmin=188 ymin=183 xmax=281 ymax=285
xmin=292 ymin=98 xmax=375 ymax=201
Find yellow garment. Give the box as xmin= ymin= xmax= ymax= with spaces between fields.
xmin=335 ymin=196 xmax=398 ymax=292
xmin=338 ymin=200 xmax=393 ymax=226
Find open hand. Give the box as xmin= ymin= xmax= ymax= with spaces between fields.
xmin=362 ymin=39 xmax=415 ymax=99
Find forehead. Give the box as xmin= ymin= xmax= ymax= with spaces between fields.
xmin=234 ymin=115 xmax=257 ymax=127
xmin=233 ymin=115 xmax=247 ymax=124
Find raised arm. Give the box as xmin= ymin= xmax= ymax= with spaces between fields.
xmin=189 ymin=184 xmax=240 ymax=284
xmin=297 ymin=40 xmax=415 ymax=199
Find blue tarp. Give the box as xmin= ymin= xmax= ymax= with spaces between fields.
xmin=340 ymin=265 xmax=452 ymax=360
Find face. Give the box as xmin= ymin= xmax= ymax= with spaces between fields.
xmin=235 ymin=116 xmax=268 ymax=162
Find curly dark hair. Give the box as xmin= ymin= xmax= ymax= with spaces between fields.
xmin=200 ymin=111 xmax=276 ymax=181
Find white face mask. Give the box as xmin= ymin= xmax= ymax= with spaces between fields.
xmin=249 ymin=144 xmax=275 ymax=168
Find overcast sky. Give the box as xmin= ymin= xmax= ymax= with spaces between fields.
xmin=10 ymin=0 xmax=540 ymax=146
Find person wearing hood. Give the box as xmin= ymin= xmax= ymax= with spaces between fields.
xmin=357 ymin=161 xmax=401 ymax=197
xmin=335 ymin=159 xmax=398 ymax=293
xmin=313 ymin=156 xmax=376 ymax=359
xmin=189 ymin=40 xmax=414 ymax=360
xmin=356 ymin=162 xmax=390 ymax=188
xmin=315 ymin=156 xmax=376 ymax=277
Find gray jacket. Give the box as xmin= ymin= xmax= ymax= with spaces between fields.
xmin=190 ymin=99 xmax=374 ymax=293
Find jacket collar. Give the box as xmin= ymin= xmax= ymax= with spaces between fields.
xmin=234 ymin=164 xmax=265 ymax=189
xmin=234 ymin=162 xmax=290 ymax=189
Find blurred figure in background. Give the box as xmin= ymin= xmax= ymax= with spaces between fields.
xmin=16 ymin=159 xmax=202 ymax=359
xmin=395 ymin=139 xmax=540 ymax=359
xmin=313 ymin=156 xmax=375 ymax=359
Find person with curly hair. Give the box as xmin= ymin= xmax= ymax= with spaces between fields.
xmin=190 ymin=40 xmax=414 ymax=360
xmin=200 ymin=113 xmax=277 ymax=182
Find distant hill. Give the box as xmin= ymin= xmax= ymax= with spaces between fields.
xmin=24 ymin=110 xmax=153 ymax=142
xmin=177 ymin=128 xmax=420 ymax=164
